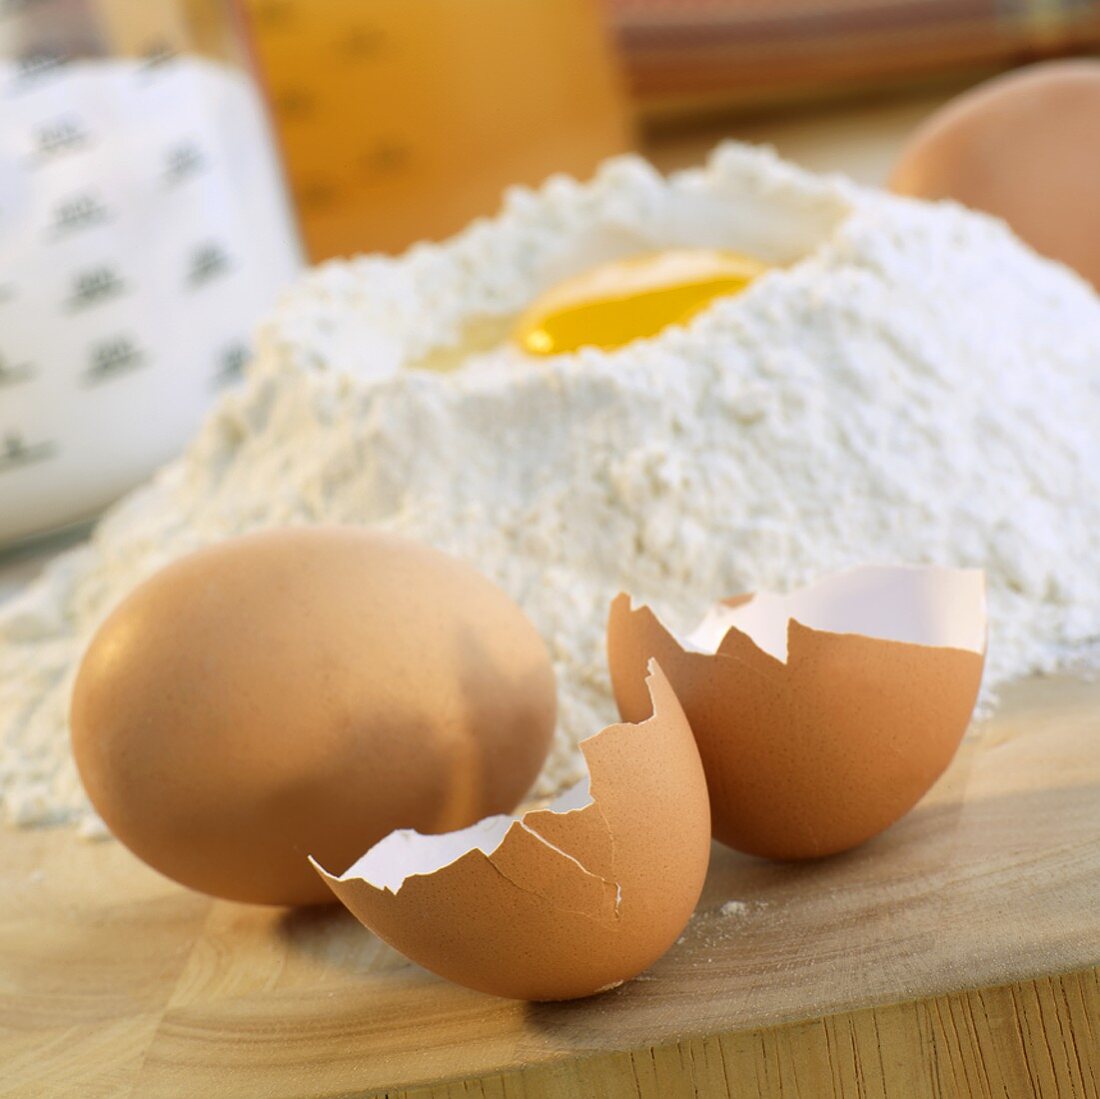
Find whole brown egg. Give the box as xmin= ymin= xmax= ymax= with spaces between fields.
xmin=890 ymin=61 xmax=1100 ymax=289
xmin=70 ymin=527 xmax=556 ymax=905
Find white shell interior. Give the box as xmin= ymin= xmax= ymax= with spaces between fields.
xmin=686 ymin=565 xmax=986 ymax=663
xmin=331 ymin=773 xmax=592 ymax=893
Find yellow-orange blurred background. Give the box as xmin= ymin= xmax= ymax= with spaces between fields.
xmin=237 ymin=0 xmax=1100 ymax=261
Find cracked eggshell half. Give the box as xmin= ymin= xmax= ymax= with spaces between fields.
xmin=311 ymin=662 xmax=710 ymax=1002
xmin=608 ymin=566 xmax=986 ymax=860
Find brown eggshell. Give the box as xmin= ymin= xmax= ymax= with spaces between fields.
xmin=312 ymin=662 xmax=711 ymax=1001
xmin=70 ymin=527 xmax=556 ymax=906
xmin=608 ymin=567 xmax=985 ymax=859
xmin=890 ymin=60 xmax=1100 ymax=288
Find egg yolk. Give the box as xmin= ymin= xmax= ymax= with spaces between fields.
xmin=513 ymin=248 xmax=768 ymax=356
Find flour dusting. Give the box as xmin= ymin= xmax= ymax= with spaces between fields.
xmin=3 ymin=144 xmax=1100 ymax=832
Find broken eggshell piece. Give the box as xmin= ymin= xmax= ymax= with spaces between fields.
xmin=608 ymin=566 xmax=986 ymax=861
xmin=311 ymin=662 xmax=711 ymax=1002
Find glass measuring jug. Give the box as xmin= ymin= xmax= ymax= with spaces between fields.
xmin=243 ymin=0 xmax=632 ymax=260
xmin=0 ymin=0 xmax=302 ymax=547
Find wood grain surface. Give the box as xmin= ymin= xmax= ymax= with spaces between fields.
xmin=2 ymin=673 xmax=1098 ymax=1098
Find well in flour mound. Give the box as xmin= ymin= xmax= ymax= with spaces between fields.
xmin=3 ymin=143 xmax=1100 ymax=833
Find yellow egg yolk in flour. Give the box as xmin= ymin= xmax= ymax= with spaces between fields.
xmin=514 ymin=249 xmax=768 ymax=356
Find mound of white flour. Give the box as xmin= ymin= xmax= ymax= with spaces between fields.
xmin=4 ymin=144 xmax=1100 ymax=833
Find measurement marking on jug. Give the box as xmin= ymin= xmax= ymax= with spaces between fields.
xmin=51 ymin=193 xmax=110 ymax=237
xmin=252 ymin=0 xmax=295 ymax=29
xmin=0 ymin=432 xmax=55 ymax=474
xmin=273 ymin=86 xmax=316 ymax=120
xmin=164 ymin=141 xmax=207 ymax=186
xmin=32 ymin=116 xmax=88 ymax=159
xmin=187 ymin=243 xmax=233 ymax=288
xmin=295 ymin=177 xmax=340 ymax=211
xmin=0 ymin=356 xmax=34 ymax=387
xmin=66 ymin=266 xmax=126 ymax=311
xmin=83 ymin=337 xmax=145 ymax=385
xmin=361 ymin=139 xmax=411 ymax=178
xmin=139 ymin=42 xmax=178 ymax=74
xmin=338 ymin=25 xmax=386 ymax=60
xmin=213 ymin=341 xmax=250 ymax=387
xmin=10 ymin=49 xmax=67 ymax=90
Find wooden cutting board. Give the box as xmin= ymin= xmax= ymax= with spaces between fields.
xmin=2 ymin=672 xmax=1098 ymax=1098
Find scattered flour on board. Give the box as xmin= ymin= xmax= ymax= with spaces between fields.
xmin=719 ymin=900 xmax=750 ymax=919
xmin=717 ymin=902 xmax=752 ymax=919
xmin=3 ymin=144 xmax=1100 ymax=834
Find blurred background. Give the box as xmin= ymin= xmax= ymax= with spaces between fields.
xmin=2 ymin=0 xmax=1099 ymax=551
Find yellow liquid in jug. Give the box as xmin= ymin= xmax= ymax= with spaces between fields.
xmin=243 ymin=0 xmax=632 ymax=261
